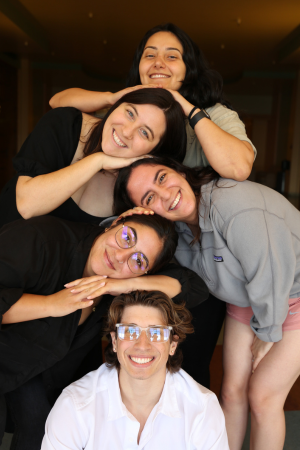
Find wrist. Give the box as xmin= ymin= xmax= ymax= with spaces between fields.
xmin=106 ymin=91 xmax=115 ymax=106
xmin=45 ymin=294 xmax=55 ymax=317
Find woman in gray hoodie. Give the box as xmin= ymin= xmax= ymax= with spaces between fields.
xmin=113 ymin=157 xmax=300 ymax=450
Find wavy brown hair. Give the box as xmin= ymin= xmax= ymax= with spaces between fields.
xmin=103 ymin=290 xmax=194 ymax=373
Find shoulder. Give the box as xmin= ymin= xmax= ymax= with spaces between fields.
xmin=0 ymin=216 xmax=100 ymax=246
xmin=63 ymin=364 xmax=113 ymax=411
xmin=206 ymin=103 xmax=238 ymax=122
xmin=208 ymin=179 xmax=291 ymax=229
xmin=36 ymin=107 xmax=82 ymax=127
xmin=172 ymin=369 xmax=218 ymax=410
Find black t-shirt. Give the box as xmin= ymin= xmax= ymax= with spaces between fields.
xmin=0 ymin=216 xmax=208 ymax=395
xmin=0 ymin=107 xmax=105 ymax=228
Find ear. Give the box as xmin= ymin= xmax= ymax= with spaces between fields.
xmin=111 ymin=331 xmax=117 ymax=351
xmin=169 ymin=335 xmax=179 ymax=356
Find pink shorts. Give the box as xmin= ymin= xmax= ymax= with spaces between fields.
xmin=226 ymin=297 xmax=300 ymax=331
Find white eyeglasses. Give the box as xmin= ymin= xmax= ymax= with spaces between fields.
xmin=116 ymin=323 xmax=173 ymax=343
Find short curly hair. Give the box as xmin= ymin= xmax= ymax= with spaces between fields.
xmin=103 ymin=290 xmax=194 ymax=373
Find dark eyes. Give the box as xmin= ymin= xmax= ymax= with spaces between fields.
xmin=146 ymin=194 xmax=153 ymax=206
xmin=145 ymin=173 xmax=166 ymax=205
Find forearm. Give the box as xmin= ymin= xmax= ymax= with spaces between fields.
xmin=49 ymin=88 xmax=113 ymax=112
xmin=2 ymin=293 xmax=49 ymax=324
xmin=131 ymin=275 xmax=181 ymax=298
xmin=194 ymin=118 xmax=254 ymax=181
xmin=16 ymin=153 xmax=104 ymax=218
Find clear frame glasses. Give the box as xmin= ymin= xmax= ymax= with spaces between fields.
xmin=115 ymin=224 xmax=149 ymax=274
xmin=116 ymin=323 xmax=173 ymax=343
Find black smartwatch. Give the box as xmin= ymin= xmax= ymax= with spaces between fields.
xmin=189 ymin=108 xmax=211 ymax=130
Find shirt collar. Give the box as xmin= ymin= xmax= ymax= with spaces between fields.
xmin=106 ymin=369 xmax=181 ymax=422
xmin=155 ymin=371 xmax=181 ymax=419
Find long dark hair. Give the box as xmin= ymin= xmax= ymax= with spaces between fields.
xmin=83 ymin=88 xmax=187 ymax=162
xmin=104 ymin=290 xmax=194 ymax=373
xmin=113 ymin=157 xmax=219 ymax=243
xmin=111 ymin=213 xmax=178 ymax=274
xmin=126 ymin=23 xmax=232 ymax=110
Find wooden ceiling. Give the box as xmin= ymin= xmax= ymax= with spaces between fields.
xmin=0 ymin=0 xmax=300 ymax=83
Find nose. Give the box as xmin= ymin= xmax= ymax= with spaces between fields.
xmin=135 ymin=330 xmax=151 ymax=349
xmin=154 ymin=55 xmax=165 ymax=69
xmin=122 ymin=122 xmax=134 ymax=140
xmin=115 ymin=248 xmax=131 ymax=266
xmin=158 ymin=186 xmax=171 ymax=202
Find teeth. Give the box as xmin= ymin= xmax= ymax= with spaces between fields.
xmin=131 ymin=357 xmax=153 ymax=364
xmin=170 ymin=192 xmax=181 ymax=210
xmin=150 ymin=74 xmax=169 ymax=78
xmin=113 ymin=130 xmax=126 ymax=147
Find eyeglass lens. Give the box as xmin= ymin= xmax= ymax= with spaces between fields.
xmin=116 ymin=225 xmax=136 ymax=249
xmin=116 ymin=226 xmax=148 ymax=274
xmin=117 ymin=325 xmax=170 ymax=342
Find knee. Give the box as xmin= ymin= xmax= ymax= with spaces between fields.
xmin=248 ymin=384 xmax=278 ymax=419
xmin=220 ymin=379 xmax=249 ymax=407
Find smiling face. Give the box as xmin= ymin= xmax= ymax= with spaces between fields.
xmin=111 ymin=305 xmax=177 ymax=381
xmin=127 ymin=164 xmax=198 ymax=225
xmin=85 ymin=221 xmax=162 ymax=278
xmin=101 ymin=102 xmax=166 ymax=157
xmin=139 ymin=32 xmax=186 ymax=91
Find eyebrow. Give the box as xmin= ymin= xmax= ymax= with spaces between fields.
xmin=144 ymin=45 xmax=182 ymax=54
xmin=140 ymin=169 xmax=164 ymax=205
xmin=128 ymin=103 xmax=154 ymax=140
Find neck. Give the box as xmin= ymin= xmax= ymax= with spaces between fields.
xmin=119 ymin=367 xmax=166 ymax=423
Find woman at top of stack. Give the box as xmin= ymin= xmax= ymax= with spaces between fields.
xmin=50 ymin=22 xmax=256 ymax=181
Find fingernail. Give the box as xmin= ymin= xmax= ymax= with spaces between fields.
xmin=102 ymin=276 xmax=107 ymax=278
xmin=64 ymin=283 xmax=70 ymax=287
xmin=70 ymin=289 xmax=76 ymax=293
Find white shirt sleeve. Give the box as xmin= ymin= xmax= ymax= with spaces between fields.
xmin=41 ymin=392 xmax=88 ymax=450
xmin=191 ymin=394 xmax=229 ymax=450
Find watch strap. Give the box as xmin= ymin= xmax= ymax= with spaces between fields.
xmin=189 ymin=109 xmax=211 ymax=130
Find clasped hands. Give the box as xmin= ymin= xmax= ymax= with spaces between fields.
xmin=47 ymin=276 xmax=135 ymax=318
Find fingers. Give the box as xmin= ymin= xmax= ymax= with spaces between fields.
xmin=64 ymin=275 xmax=107 ymax=288
xmin=252 ymin=355 xmax=263 ymax=372
xmin=116 ymin=207 xmax=154 ymax=222
xmin=70 ymin=281 xmax=106 ymax=294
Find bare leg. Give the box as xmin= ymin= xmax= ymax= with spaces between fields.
xmin=220 ymin=316 xmax=254 ymax=450
xmin=249 ymin=329 xmax=300 ymax=450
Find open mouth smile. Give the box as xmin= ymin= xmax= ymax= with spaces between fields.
xmin=130 ymin=356 xmax=155 ymax=365
xmin=169 ymin=191 xmax=181 ymax=210
xmin=149 ymin=74 xmax=170 ymax=79
xmin=113 ymin=130 xmax=127 ymax=148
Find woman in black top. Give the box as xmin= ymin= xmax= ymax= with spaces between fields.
xmin=0 ymin=214 xmax=208 ymax=449
xmin=0 ymin=88 xmax=185 ymax=228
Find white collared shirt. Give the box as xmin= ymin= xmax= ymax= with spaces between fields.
xmin=41 ymin=364 xmax=229 ymax=450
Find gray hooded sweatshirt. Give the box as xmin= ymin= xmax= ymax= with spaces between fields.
xmin=175 ymin=179 xmax=300 ymax=343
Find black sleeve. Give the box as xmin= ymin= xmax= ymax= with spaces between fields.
xmin=0 ymin=220 xmax=47 ymax=324
xmin=13 ymin=107 xmax=82 ymax=178
xmin=155 ymin=263 xmax=209 ymax=308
